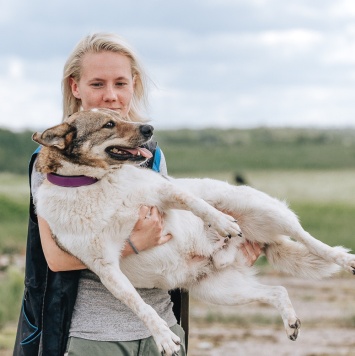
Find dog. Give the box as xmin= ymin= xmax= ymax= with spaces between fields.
xmin=33 ymin=109 xmax=355 ymax=355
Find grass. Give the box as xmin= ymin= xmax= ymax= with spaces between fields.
xmin=1 ymin=168 xmax=355 ymax=350
xmin=173 ymin=169 xmax=355 ymax=252
xmin=192 ymin=311 xmax=284 ymax=328
xmin=160 ymin=141 xmax=355 ymax=174
xmin=1 ymin=170 xmax=355 ymax=253
xmin=0 ymin=173 xmax=29 ymax=202
xmin=0 ymin=267 xmax=23 ymax=329
xmin=0 ymin=174 xmax=29 ymax=254
xmin=0 ymin=194 xmax=28 ymax=254
xmin=292 ymin=202 xmax=355 ymax=251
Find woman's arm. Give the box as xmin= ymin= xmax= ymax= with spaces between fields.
xmin=39 ymin=206 xmax=172 ymax=272
xmin=38 ymin=216 xmax=86 ymax=272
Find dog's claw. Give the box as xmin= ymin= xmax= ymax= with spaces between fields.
xmin=287 ymin=318 xmax=301 ymax=341
xmin=290 ymin=319 xmax=301 ymax=328
xmin=227 ymin=233 xmax=232 ymax=239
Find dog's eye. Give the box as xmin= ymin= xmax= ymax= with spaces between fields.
xmin=103 ymin=121 xmax=115 ymax=129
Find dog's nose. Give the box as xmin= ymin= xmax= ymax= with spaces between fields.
xmin=140 ymin=124 xmax=154 ymax=138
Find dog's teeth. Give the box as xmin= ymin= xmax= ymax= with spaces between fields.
xmin=137 ymin=152 xmax=141 ymax=156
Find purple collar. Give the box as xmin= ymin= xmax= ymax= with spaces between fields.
xmin=47 ymin=173 xmax=98 ymax=187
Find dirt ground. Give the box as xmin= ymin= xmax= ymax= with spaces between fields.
xmin=2 ymin=271 xmax=354 ymax=356
xmin=187 ymin=272 xmax=355 ymax=356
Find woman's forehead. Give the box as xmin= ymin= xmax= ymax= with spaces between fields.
xmin=80 ymin=51 xmax=132 ymax=78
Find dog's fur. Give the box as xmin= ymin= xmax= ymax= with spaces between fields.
xmin=33 ymin=109 xmax=355 ymax=355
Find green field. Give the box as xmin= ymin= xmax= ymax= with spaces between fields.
xmin=1 ymin=169 xmax=354 ymax=256
xmin=1 ymin=169 xmax=355 ymax=352
xmin=2 ymin=127 xmax=355 ymax=352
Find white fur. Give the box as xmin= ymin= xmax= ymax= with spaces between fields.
xmin=36 ymin=166 xmax=355 ymax=354
xmin=34 ymin=110 xmax=355 ymax=355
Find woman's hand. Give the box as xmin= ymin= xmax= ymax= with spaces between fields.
xmin=220 ymin=209 xmax=262 ymax=266
xmin=122 ymin=206 xmax=172 ymax=256
xmin=240 ymin=240 xmax=262 ymax=266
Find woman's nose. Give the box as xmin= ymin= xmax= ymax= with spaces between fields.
xmin=103 ymin=85 xmax=117 ymax=101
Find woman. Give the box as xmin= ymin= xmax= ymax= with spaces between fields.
xmin=14 ymin=32 xmax=261 ymax=356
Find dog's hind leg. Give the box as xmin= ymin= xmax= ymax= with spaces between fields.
xmin=189 ymin=268 xmax=301 ymax=341
xmin=288 ymin=228 xmax=355 ymax=274
xmin=176 ymin=178 xmax=355 ymax=275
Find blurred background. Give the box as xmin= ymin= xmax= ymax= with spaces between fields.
xmin=1 ymin=1 xmax=355 ymax=355
xmin=1 ymin=0 xmax=355 ymax=131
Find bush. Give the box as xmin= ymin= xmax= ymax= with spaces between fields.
xmin=0 ymin=195 xmax=28 ymax=254
xmin=0 ymin=267 xmax=23 ymax=329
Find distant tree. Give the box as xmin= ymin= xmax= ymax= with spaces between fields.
xmin=0 ymin=129 xmax=38 ymax=174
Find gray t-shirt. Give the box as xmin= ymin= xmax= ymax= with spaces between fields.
xmin=69 ymin=270 xmax=176 ymax=341
xmin=32 ymin=150 xmax=177 ymax=341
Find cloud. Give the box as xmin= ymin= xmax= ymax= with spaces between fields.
xmin=0 ymin=0 xmax=355 ymax=130
xmin=0 ymin=56 xmax=63 ymax=131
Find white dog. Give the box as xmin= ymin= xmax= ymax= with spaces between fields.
xmin=33 ymin=109 xmax=355 ymax=355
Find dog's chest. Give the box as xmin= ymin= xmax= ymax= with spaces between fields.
xmin=37 ymin=178 xmax=132 ymax=233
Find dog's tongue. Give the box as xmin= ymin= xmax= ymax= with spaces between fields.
xmin=125 ymin=147 xmax=153 ymax=158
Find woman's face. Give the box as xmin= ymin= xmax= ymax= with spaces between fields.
xmin=70 ymin=51 xmax=135 ymax=117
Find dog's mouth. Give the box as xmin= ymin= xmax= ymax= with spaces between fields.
xmin=106 ymin=146 xmax=153 ymax=161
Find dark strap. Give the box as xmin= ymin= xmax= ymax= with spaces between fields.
xmin=170 ymin=289 xmax=189 ymax=352
xmin=180 ymin=291 xmax=189 ymax=352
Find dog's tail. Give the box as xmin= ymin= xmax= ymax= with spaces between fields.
xmin=264 ymin=238 xmax=348 ymax=279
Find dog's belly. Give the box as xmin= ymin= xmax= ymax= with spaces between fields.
xmin=121 ymin=250 xmax=214 ymax=290
xmin=121 ymin=210 xmax=219 ymax=290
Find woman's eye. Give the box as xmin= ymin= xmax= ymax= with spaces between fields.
xmin=91 ymin=82 xmax=103 ymax=88
xmin=103 ymin=121 xmax=115 ymax=129
xmin=116 ymin=82 xmax=126 ymax=87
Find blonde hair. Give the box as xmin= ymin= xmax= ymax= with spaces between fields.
xmin=62 ymin=32 xmax=149 ymax=122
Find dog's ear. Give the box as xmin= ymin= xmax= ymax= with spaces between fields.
xmin=32 ymin=123 xmax=76 ymax=150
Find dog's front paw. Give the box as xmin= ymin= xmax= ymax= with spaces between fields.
xmin=212 ymin=212 xmax=242 ymax=239
xmin=333 ymin=247 xmax=355 ymax=274
xmin=153 ymin=327 xmax=181 ymax=356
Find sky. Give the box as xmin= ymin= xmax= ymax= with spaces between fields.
xmin=1 ymin=0 xmax=355 ymax=131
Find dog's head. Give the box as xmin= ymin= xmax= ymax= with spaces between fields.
xmin=33 ymin=109 xmax=154 ymax=177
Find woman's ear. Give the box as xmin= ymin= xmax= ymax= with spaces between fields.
xmin=69 ymin=77 xmax=81 ymax=99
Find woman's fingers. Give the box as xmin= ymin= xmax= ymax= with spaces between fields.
xmin=241 ymin=240 xmax=262 ymax=266
xmin=138 ymin=205 xmax=151 ymax=219
xmin=128 ymin=206 xmax=170 ymax=253
xmin=158 ymin=233 xmax=173 ymax=245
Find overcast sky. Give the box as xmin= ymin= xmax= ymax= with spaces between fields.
xmin=1 ymin=0 xmax=355 ymax=131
